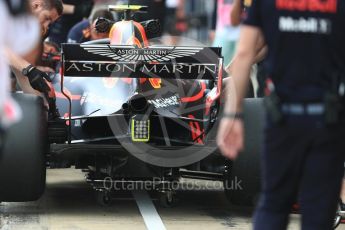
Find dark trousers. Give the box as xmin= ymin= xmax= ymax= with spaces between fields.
xmin=253 ymin=116 xmax=345 ymax=230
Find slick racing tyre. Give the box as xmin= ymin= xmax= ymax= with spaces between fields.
xmin=224 ymin=98 xmax=265 ymax=206
xmin=0 ymin=94 xmax=47 ymax=201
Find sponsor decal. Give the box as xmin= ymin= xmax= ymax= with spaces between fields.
xmin=80 ymin=92 xmax=117 ymax=108
xmin=62 ymin=44 xmax=221 ymax=80
xmin=279 ymin=16 xmax=332 ymax=33
xmin=148 ymin=94 xmax=181 ymax=108
xmin=64 ymin=62 xmax=217 ymax=79
xmin=81 ymin=45 xmax=204 ymax=62
xmin=276 ymin=0 xmax=337 ymax=13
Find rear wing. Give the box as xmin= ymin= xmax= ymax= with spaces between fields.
xmin=60 ymin=44 xmax=223 ymax=144
xmin=61 ymin=44 xmax=222 ymax=80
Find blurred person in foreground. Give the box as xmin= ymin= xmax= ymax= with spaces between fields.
xmin=211 ymin=0 xmax=240 ymax=65
xmin=0 ymin=0 xmax=40 ymax=129
xmin=6 ymin=0 xmax=63 ymax=113
xmin=164 ymin=0 xmax=187 ymax=45
xmin=217 ymin=0 xmax=345 ymax=229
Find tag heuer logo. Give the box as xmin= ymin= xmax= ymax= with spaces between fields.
xmin=81 ymin=45 xmax=204 ymax=62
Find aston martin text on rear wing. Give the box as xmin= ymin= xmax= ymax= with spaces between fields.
xmin=61 ymin=44 xmax=222 ymax=80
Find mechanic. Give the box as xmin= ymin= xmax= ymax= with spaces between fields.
xmin=67 ymin=8 xmax=114 ymax=43
xmin=6 ymin=0 xmax=63 ymax=111
xmin=0 ymin=0 xmax=40 ymax=130
xmin=217 ymin=0 xmax=345 ymax=229
xmin=48 ymin=0 xmax=94 ymax=45
xmin=164 ymin=0 xmax=187 ymax=45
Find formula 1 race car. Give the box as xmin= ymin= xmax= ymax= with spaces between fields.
xmin=0 ymin=5 xmax=264 ymax=207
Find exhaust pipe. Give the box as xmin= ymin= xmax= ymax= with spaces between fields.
xmin=140 ymin=20 xmax=162 ymax=39
xmin=128 ymin=94 xmax=148 ymax=113
xmin=94 ymin=17 xmax=114 ymax=34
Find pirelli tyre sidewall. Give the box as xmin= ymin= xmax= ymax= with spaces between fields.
xmin=224 ymin=98 xmax=264 ymax=206
xmin=0 ymin=94 xmax=47 ymax=202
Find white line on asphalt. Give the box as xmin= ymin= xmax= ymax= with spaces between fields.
xmin=132 ymin=190 xmax=166 ymax=230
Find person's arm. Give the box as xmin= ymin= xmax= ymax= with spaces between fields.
xmin=226 ymin=34 xmax=266 ymax=75
xmin=217 ymin=25 xmax=263 ymax=159
xmin=231 ymin=0 xmax=243 ymax=26
xmin=6 ymin=48 xmax=40 ymax=95
xmin=225 ymin=26 xmax=261 ymax=111
xmin=253 ymin=45 xmax=267 ymax=63
xmin=253 ymin=34 xmax=267 ymax=63
xmin=7 ymin=48 xmax=51 ymax=96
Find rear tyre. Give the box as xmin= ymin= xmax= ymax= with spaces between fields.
xmin=0 ymin=94 xmax=47 ymax=202
xmin=224 ymin=98 xmax=264 ymax=206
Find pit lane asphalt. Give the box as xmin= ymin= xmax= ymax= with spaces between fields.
xmin=0 ymin=169 xmax=343 ymax=230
